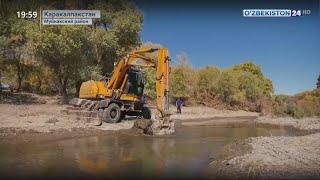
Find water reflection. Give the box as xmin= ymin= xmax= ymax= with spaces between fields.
xmin=0 ymin=125 xmax=290 ymax=178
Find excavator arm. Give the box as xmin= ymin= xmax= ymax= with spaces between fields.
xmin=155 ymin=48 xmax=170 ymax=115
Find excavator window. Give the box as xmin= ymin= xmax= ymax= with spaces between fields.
xmin=124 ymin=69 xmax=144 ymax=96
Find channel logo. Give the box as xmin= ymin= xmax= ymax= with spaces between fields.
xmin=243 ymin=9 xmax=311 ymax=17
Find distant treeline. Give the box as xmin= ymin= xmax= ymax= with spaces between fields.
xmin=144 ymin=55 xmax=320 ymax=118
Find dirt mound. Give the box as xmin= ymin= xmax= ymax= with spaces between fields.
xmin=133 ymin=119 xmax=153 ymax=134
xmin=133 ymin=117 xmax=175 ymax=136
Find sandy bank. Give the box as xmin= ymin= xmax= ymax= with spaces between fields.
xmin=0 ymin=99 xmax=261 ymax=144
xmin=171 ymin=106 xmax=259 ymax=121
xmin=216 ymin=133 xmax=320 ymax=179
xmin=0 ymin=95 xmax=259 ymax=135
xmin=256 ymin=116 xmax=320 ymax=130
xmin=0 ymin=104 xmax=134 ymax=133
xmin=209 ymin=116 xmax=320 ymax=179
xmin=0 ymin=92 xmax=137 ymax=144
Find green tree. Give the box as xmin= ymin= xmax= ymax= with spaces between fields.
xmin=196 ymin=66 xmax=220 ymax=98
xmin=140 ymin=42 xmax=163 ymax=100
xmin=233 ymin=61 xmax=263 ymax=78
xmin=0 ymin=36 xmax=5 ymax=59
xmin=143 ymin=68 xmax=156 ymax=99
xmin=239 ymin=73 xmax=264 ymax=102
xmin=31 ymin=26 xmax=92 ymax=98
xmin=170 ymin=53 xmax=195 ymax=100
xmin=234 ymin=61 xmax=273 ymax=97
xmin=24 ymin=65 xmax=53 ymax=94
xmin=216 ymin=70 xmax=241 ymax=104
xmin=89 ymin=0 xmax=143 ymax=74
xmin=0 ymin=36 xmax=6 ymax=90
xmin=5 ymin=20 xmax=37 ymax=91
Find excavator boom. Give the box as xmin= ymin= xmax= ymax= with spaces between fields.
xmin=155 ymin=48 xmax=170 ymax=115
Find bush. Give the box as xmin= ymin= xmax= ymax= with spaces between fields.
xmin=24 ymin=65 xmax=54 ymax=94
xmin=143 ymin=68 xmax=156 ymax=99
xmin=216 ymin=70 xmax=241 ymax=104
xmin=170 ymin=53 xmax=196 ymax=103
xmin=272 ymin=90 xmax=320 ymax=118
xmin=170 ymin=66 xmax=191 ymax=98
xmin=239 ymin=73 xmax=264 ymax=102
xmin=196 ymin=66 xmax=220 ymax=98
xmin=193 ymin=62 xmax=273 ymax=110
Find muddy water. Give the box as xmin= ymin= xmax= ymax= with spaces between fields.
xmin=0 ymin=123 xmax=292 ymax=178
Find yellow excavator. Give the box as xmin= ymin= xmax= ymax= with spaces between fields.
xmin=69 ymin=47 xmax=173 ymax=135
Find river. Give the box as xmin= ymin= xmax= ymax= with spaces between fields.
xmin=0 ymin=122 xmax=292 ymax=178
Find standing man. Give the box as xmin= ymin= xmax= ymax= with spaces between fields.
xmin=176 ymin=98 xmax=183 ymax=114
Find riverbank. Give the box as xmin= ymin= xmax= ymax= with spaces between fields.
xmin=0 ymin=93 xmax=259 ymax=144
xmin=0 ymin=103 xmax=257 ymax=144
xmin=0 ymin=93 xmax=135 ymax=144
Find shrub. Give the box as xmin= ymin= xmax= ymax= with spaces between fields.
xmin=272 ymin=90 xmax=320 ymax=118
xmin=196 ymin=66 xmax=220 ymax=98
xmin=143 ymin=68 xmax=156 ymax=99
xmin=170 ymin=53 xmax=196 ymax=103
xmin=216 ymin=69 xmax=241 ymax=104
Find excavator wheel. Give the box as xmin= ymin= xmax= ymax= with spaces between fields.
xmin=141 ymin=106 xmax=151 ymax=119
xmin=102 ymin=103 xmax=122 ymax=123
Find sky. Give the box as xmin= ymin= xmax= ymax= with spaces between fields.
xmin=135 ymin=0 xmax=320 ymax=95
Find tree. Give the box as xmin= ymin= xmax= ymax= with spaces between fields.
xmin=5 ymin=20 xmax=37 ymax=91
xmin=239 ymin=72 xmax=264 ymax=102
xmin=234 ymin=61 xmax=273 ymax=96
xmin=143 ymin=68 xmax=156 ymax=99
xmin=233 ymin=61 xmax=263 ymax=78
xmin=216 ymin=70 xmax=241 ymax=104
xmin=0 ymin=36 xmax=6 ymax=90
xmin=24 ymin=64 xmax=54 ymax=94
xmin=170 ymin=53 xmax=195 ymax=100
xmin=31 ymin=26 xmax=92 ymax=98
xmin=196 ymin=66 xmax=220 ymax=98
xmin=89 ymin=0 xmax=143 ymax=74
xmin=140 ymin=42 xmax=163 ymax=100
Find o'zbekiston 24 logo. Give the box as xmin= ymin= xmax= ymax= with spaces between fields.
xmin=243 ymin=9 xmax=293 ymax=17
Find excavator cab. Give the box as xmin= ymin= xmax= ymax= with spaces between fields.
xmin=124 ymin=69 xmax=145 ymax=97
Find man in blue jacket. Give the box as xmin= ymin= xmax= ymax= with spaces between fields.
xmin=176 ymin=98 xmax=184 ymax=114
